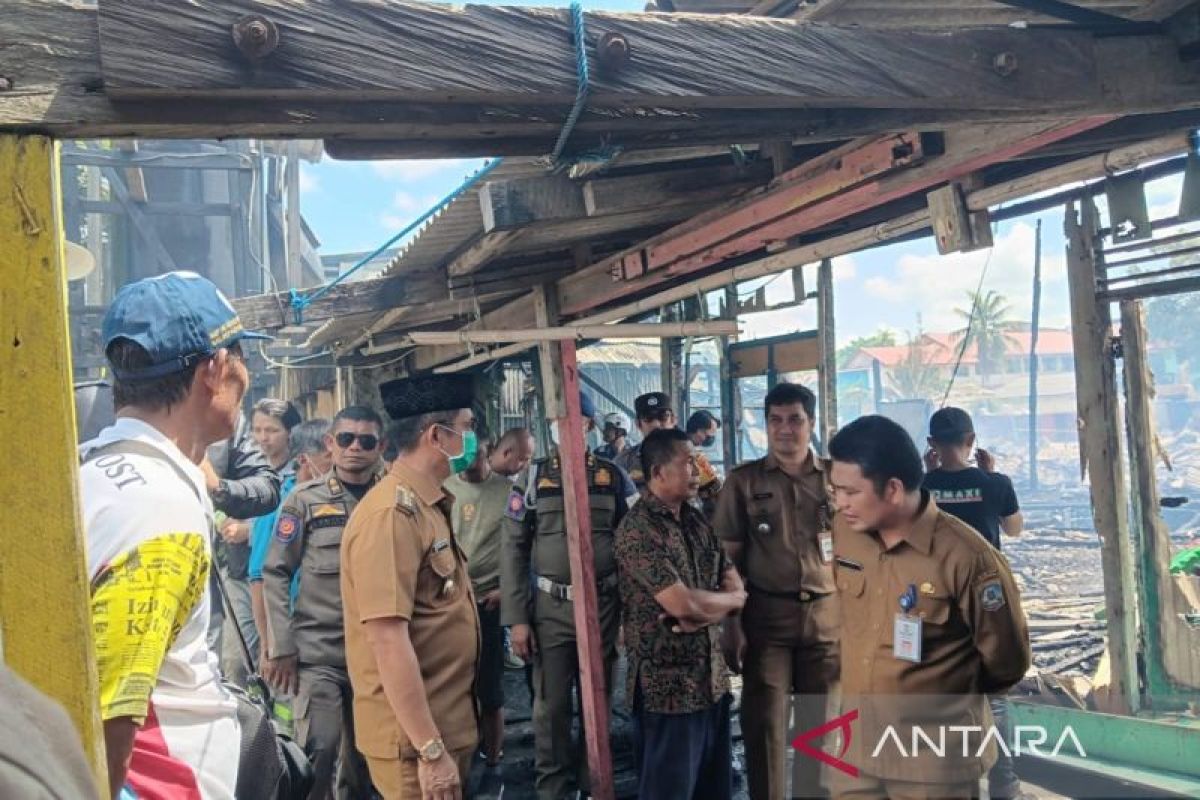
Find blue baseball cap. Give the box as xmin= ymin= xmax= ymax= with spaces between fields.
xmin=102 ymin=271 xmax=271 ymax=381
xmin=579 ymin=392 xmax=596 ymax=420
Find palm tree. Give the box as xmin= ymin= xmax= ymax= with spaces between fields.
xmin=952 ymin=290 xmax=1020 ymax=385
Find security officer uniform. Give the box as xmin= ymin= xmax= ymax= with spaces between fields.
xmin=501 ymin=449 xmax=633 ymax=800
xmin=263 ymin=469 xmax=382 ymax=799
xmin=831 ymin=492 xmax=1030 ymax=799
xmin=614 ymin=392 xmax=673 ymax=492
xmin=712 ymin=450 xmax=840 ymax=800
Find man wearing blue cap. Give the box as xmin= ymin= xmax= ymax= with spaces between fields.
xmin=500 ymin=392 xmax=636 ymax=800
xmin=78 ymin=271 xmax=271 ymax=799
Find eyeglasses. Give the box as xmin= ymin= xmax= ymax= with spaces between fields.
xmin=334 ymin=432 xmax=379 ymax=450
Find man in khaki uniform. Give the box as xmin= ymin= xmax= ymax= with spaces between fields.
xmin=827 ymin=415 xmax=1031 ymax=800
xmin=501 ymin=392 xmax=636 ymax=800
xmin=712 ymin=382 xmax=839 ymax=800
xmin=341 ymin=374 xmax=481 ymax=800
xmin=262 ymin=405 xmax=387 ymax=799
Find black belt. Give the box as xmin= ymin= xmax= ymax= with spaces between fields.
xmin=747 ymin=582 xmax=828 ymax=603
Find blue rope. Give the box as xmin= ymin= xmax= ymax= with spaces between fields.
xmin=547 ymin=2 xmax=590 ymax=168
xmin=289 ymin=157 xmax=505 ymax=324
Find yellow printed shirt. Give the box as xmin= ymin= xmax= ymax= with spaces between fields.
xmin=80 ymin=418 xmax=240 ymax=800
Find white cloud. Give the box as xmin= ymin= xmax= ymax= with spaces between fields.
xmin=368 ymin=159 xmax=479 ymax=182
xmin=859 ymin=222 xmax=1067 ymax=334
xmin=378 ymin=191 xmax=442 ymax=233
xmin=298 ymin=166 xmax=320 ymax=195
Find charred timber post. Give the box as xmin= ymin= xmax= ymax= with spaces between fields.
xmin=232 ymin=14 xmax=279 ymax=62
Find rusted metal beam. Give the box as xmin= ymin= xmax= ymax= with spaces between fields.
xmin=556 ymin=118 xmax=1111 ymax=316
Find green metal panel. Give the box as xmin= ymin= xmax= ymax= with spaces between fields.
xmin=1009 ymin=701 xmax=1200 ymax=785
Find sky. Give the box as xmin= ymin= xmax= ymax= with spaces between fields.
xmin=296 ymin=0 xmax=1187 ymax=349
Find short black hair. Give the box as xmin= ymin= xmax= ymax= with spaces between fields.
xmin=332 ymin=405 xmax=384 ymax=432
xmin=829 ymin=415 xmax=923 ymax=495
xmin=686 ymin=410 xmax=720 ymax=435
xmin=928 ymin=406 xmax=975 ymax=446
xmin=107 ymin=338 xmax=204 ymax=412
xmin=764 ymin=382 xmax=816 ymax=422
xmin=641 ymin=427 xmax=690 ymax=481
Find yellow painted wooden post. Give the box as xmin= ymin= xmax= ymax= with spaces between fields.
xmin=0 ymin=135 xmax=107 ymax=786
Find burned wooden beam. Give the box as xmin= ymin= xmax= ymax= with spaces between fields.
xmin=95 ymin=0 xmax=1185 ymax=113
xmin=480 ymin=161 xmax=770 ymax=231
xmin=2 ymin=1 xmax=1198 ymax=144
xmin=231 ymin=271 xmax=447 ymax=331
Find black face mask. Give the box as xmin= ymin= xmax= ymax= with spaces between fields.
xmin=701 ymin=435 xmax=717 ymax=449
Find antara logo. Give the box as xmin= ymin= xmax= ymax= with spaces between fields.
xmin=791 ymin=709 xmax=1087 ymax=778
xmin=791 ymin=709 xmax=860 ymax=778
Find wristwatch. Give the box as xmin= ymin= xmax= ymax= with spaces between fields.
xmin=417 ymin=737 xmax=445 ymax=764
xmin=210 ymin=478 xmax=232 ymax=507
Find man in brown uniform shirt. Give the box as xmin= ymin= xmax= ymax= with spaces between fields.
xmin=340 ymin=374 xmax=481 ymax=800
xmin=827 ymin=415 xmax=1031 ymax=800
xmin=713 ymin=382 xmax=839 ymax=800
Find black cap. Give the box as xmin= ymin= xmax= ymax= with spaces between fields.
xmin=379 ymin=374 xmax=476 ymax=420
xmin=634 ymin=392 xmax=671 ymax=419
xmin=929 ymin=406 xmax=974 ymax=442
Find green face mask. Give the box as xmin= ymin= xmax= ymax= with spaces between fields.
xmin=438 ymin=426 xmax=478 ymax=473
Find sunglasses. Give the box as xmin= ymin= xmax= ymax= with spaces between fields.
xmin=334 ymin=432 xmax=379 ymax=450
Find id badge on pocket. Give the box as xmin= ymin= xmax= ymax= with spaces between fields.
xmin=893 ymin=614 xmax=922 ymax=663
xmin=819 ymin=530 xmax=833 ymax=563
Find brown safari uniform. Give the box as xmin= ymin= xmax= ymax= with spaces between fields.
xmin=831 ymin=493 xmax=1031 ymax=800
xmin=263 ymin=470 xmax=380 ymax=799
xmin=713 ymin=451 xmax=840 ymax=800
xmin=340 ymin=461 xmax=480 ymax=800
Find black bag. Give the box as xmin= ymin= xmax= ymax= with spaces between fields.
xmin=83 ymin=440 xmax=313 ymax=800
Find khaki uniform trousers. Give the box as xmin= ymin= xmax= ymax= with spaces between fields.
xmin=531 ymin=586 xmax=620 ymax=800
xmin=296 ymin=664 xmax=373 ymax=800
xmin=741 ymin=592 xmax=840 ymax=800
xmin=830 ymin=771 xmax=979 ymax=800
xmin=364 ymin=747 xmax=475 ymax=800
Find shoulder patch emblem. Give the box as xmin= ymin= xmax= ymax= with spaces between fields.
xmin=980 ymin=581 xmax=1006 ymax=612
xmin=275 ymin=513 xmax=301 ymax=543
xmin=594 ymin=467 xmax=612 ymax=487
xmin=505 ymin=489 xmax=526 ymax=521
xmin=629 ymin=468 xmax=644 ymax=483
xmin=327 ymin=477 xmax=344 ymax=497
xmin=395 ymin=486 xmax=416 ymax=516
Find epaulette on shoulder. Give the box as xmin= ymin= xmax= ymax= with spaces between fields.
xmin=394 ymin=484 xmax=417 ymax=516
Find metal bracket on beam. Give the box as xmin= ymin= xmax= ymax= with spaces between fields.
xmin=1105 ymin=172 xmax=1151 ymax=243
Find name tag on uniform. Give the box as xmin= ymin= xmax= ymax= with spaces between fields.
xmin=819 ymin=530 xmax=833 ymax=563
xmin=894 ymin=614 xmax=922 ymax=663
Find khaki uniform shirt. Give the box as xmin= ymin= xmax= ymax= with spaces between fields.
xmin=340 ymin=462 xmax=480 ymax=761
xmin=263 ymin=469 xmax=381 ymax=665
xmin=834 ymin=493 xmax=1031 ymax=782
xmin=444 ymin=472 xmax=510 ymax=595
xmin=712 ymin=451 xmax=835 ymax=596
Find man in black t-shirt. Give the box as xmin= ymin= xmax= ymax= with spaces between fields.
xmin=922 ymin=406 xmax=1031 ymax=800
xmin=923 ymin=407 xmax=1023 ymax=550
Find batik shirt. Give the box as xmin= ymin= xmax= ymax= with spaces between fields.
xmin=615 ymin=491 xmax=731 ymax=714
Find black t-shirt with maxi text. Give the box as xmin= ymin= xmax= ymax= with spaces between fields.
xmin=922 ymin=467 xmax=1019 ymax=550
